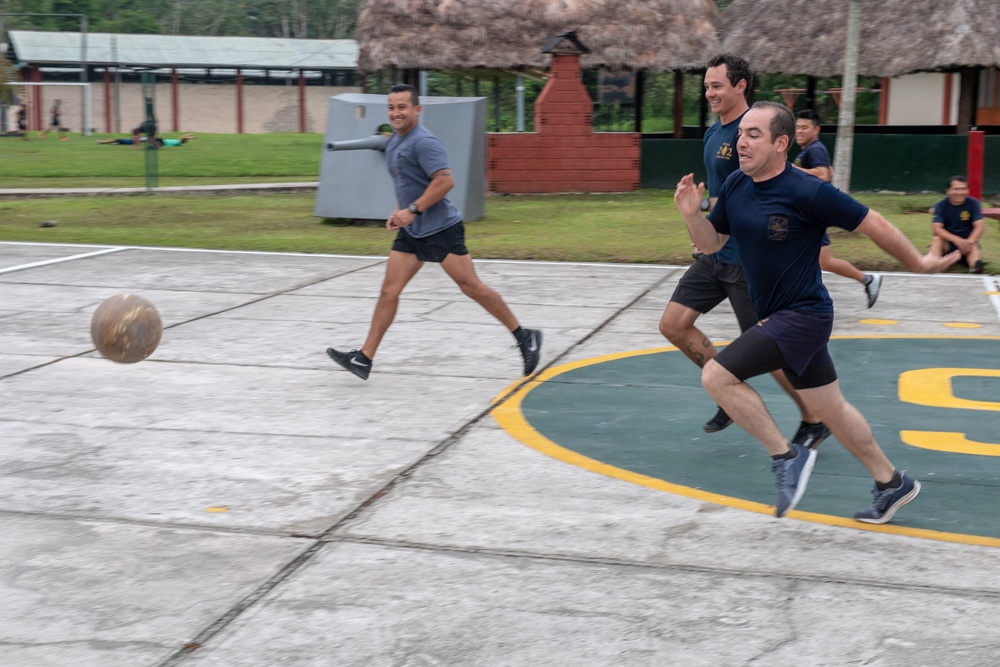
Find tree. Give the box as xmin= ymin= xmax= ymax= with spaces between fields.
xmin=833 ymin=0 xmax=860 ymax=193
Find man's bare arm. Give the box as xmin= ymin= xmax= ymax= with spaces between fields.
xmin=856 ymin=210 xmax=959 ymax=273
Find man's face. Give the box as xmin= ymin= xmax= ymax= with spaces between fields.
xmin=704 ymin=64 xmax=746 ymax=120
xmin=737 ymin=107 xmax=786 ymax=179
xmin=794 ymin=118 xmax=820 ymax=148
xmin=947 ymin=179 xmax=969 ymax=205
xmin=387 ymin=91 xmax=420 ymax=135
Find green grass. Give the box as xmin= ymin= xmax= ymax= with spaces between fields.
xmin=0 ymin=133 xmax=994 ymax=273
xmin=0 ymin=132 xmax=321 ymax=187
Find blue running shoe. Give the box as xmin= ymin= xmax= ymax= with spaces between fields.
xmin=854 ymin=472 xmax=921 ymax=524
xmin=771 ymin=443 xmax=817 ymax=518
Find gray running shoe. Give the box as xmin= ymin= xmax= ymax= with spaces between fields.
xmin=326 ymin=347 xmax=371 ymax=380
xmin=863 ymin=273 xmax=882 ymax=308
xmin=854 ymin=472 xmax=921 ymax=524
xmin=771 ymin=443 xmax=817 ymax=518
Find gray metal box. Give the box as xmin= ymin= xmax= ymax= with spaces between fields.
xmin=314 ymin=94 xmax=486 ymax=222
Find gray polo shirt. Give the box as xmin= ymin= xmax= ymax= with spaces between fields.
xmin=385 ymin=124 xmax=463 ymax=238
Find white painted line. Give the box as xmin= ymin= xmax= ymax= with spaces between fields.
xmin=984 ymin=275 xmax=1000 ymax=323
xmin=0 ymin=246 xmax=127 ymax=275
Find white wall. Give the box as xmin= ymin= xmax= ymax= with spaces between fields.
xmin=886 ymin=72 xmax=959 ymax=125
xmin=7 ymin=81 xmax=360 ymax=134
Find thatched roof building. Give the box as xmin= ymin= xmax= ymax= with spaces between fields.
xmin=722 ymin=0 xmax=1000 ymax=78
xmin=356 ymin=0 xmax=721 ymax=73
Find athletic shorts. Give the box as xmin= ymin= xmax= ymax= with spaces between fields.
xmin=392 ymin=221 xmax=469 ymax=263
xmin=714 ymin=309 xmax=838 ymax=390
xmin=669 ymin=253 xmax=759 ymax=332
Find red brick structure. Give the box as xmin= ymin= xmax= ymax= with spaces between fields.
xmin=487 ymin=34 xmax=640 ymax=194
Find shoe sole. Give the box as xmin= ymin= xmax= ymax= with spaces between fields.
xmin=855 ymin=481 xmax=921 ymax=525
xmin=703 ymin=418 xmax=734 ymax=433
xmin=326 ymin=348 xmax=369 ymax=381
xmin=866 ymin=275 xmax=882 ymax=308
xmin=777 ymin=448 xmax=817 ymax=518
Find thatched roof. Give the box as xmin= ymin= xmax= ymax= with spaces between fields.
xmin=722 ymin=0 xmax=1000 ymax=78
xmin=356 ymin=0 xmax=720 ymax=73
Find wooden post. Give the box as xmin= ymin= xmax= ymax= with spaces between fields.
xmin=171 ymin=69 xmax=179 ymax=132
xmin=103 ymin=68 xmax=112 ymax=133
xmin=236 ymin=69 xmax=244 ymax=134
xmin=299 ymin=70 xmax=306 ymax=133
xmin=673 ymin=70 xmax=684 ymax=139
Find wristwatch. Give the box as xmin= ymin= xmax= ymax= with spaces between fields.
xmin=700 ymin=198 xmax=711 ymax=212
xmin=408 ymin=202 xmax=422 ymax=216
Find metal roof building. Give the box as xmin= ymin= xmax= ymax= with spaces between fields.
xmin=8 ymin=30 xmax=358 ymax=71
xmin=7 ymin=30 xmax=360 ymax=135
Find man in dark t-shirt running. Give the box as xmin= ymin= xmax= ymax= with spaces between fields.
xmin=659 ymin=54 xmax=829 ymax=451
xmin=674 ymin=101 xmax=959 ymax=524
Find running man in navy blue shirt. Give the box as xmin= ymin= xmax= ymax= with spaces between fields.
xmin=326 ymin=84 xmax=541 ymax=380
xmin=659 ymin=54 xmax=829 ymax=451
xmin=793 ymin=109 xmax=882 ymax=307
xmin=674 ymin=101 xmax=958 ymax=523
xmin=930 ymin=175 xmax=985 ymax=273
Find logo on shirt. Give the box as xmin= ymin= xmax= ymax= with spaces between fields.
xmin=716 ymin=143 xmax=733 ymax=160
xmin=961 ymin=211 xmax=971 ymax=221
xmin=768 ymin=216 xmax=789 ymax=240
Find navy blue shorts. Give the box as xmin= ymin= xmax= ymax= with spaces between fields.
xmin=714 ymin=309 xmax=838 ymax=389
xmin=392 ymin=221 xmax=469 ymax=263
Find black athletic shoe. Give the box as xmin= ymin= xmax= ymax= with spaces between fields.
xmin=791 ymin=421 xmax=832 ymax=450
xmin=516 ymin=328 xmax=543 ymax=375
xmin=703 ymin=405 xmax=734 ymax=433
xmin=326 ymin=347 xmax=371 ymax=380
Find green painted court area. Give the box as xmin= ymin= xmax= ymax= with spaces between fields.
xmin=516 ymin=337 xmax=1000 ymax=542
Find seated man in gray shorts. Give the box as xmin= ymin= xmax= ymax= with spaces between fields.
xmin=325 ymin=84 xmax=541 ymax=381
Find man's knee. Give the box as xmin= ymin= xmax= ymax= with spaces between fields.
xmin=659 ymin=304 xmax=698 ymax=342
xmin=702 ymin=359 xmax=737 ymax=393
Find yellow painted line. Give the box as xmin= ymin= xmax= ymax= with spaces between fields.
xmin=205 ymin=506 xmax=230 ymax=513
xmin=985 ymin=291 xmax=1000 ymax=296
xmin=943 ymin=322 xmax=983 ymax=329
xmin=899 ymin=368 xmax=1000 ymax=411
xmin=491 ymin=336 xmax=1000 ymax=549
xmin=858 ymin=318 xmax=898 ymax=325
xmin=901 ymin=431 xmax=1000 ymax=457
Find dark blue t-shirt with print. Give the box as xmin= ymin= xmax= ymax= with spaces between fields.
xmin=932 ymin=196 xmax=981 ymax=239
xmin=709 ymin=162 xmax=868 ymax=318
xmin=702 ymin=112 xmax=746 ymax=266
xmin=794 ymin=140 xmax=831 ymax=171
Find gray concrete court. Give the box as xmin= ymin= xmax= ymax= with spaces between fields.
xmin=2 ymin=241 xmax=1000 ymax=667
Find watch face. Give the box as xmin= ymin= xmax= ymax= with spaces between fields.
xmin=700 ymin=199 xmax=710 ymax=212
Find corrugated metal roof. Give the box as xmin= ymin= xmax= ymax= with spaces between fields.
xmin=9 ymin=31 xmax=358 ymax=70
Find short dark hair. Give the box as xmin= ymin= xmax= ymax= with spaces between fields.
xmin=389 ymin=83 xmax=419 ymax=106
xmin=796 ymin=109 xmax=822 ymax=125
xmin=706 ymin=53 xmax=754 ymax=101
xmin=947 ymin=175 xmax=967 ymax=189
xmin=752 ymin=101 xmax=795 ymax=147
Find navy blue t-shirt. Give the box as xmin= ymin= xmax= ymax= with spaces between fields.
xmin=385 ymin=124 xmax=463 ymax=238
xmin=793 ymin=140 xmax=831 ymax=171
xmin=702 ymin=112 xmax=746 ymax=266
xmin=932 ymin=196 xmax=982 ymax=239
xmin=709 ymin=163 xmax=869 ymax=318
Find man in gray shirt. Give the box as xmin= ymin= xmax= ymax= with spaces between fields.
xmin=327 ymin=83 xmax=542 ymax=380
